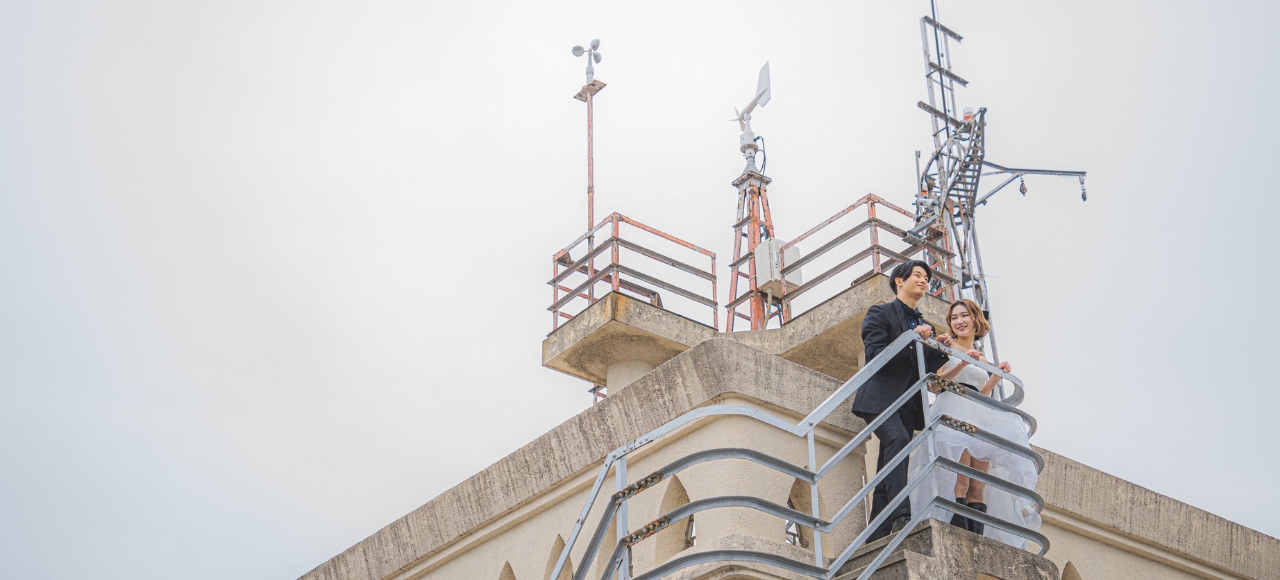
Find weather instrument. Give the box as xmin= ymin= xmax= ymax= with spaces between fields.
xmin=570 ymin=39 xmax=606 ymax=231
xmin=572 ymin=39 xmax=602 ymax=83
xmin=732 ymin=62 xmax=771 ymax=172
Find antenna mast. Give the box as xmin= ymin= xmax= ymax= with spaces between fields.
xmin=726 ymin=63 xmax=785 ymax=332
xmin=572 ymin=40 xmax=605 ymax=230
xmin=907 ymin=0 xmax=1087 ymax=366
xmin=572 ymin=40 xmax=607 ymax=403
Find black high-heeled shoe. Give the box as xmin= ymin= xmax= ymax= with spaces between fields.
xmin=967 ymin=502 xmax=987 ymax=536
xmin=949 ymin=498 xmax=968 ymax=529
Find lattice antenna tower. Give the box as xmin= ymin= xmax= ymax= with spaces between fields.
xmin=907 ymin=0 xmax=1087 ymax=363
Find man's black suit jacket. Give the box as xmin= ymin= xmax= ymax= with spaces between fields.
xmin=850 ymin=299 xmax=949 ymax=432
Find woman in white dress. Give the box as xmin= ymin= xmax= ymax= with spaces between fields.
xmin=907 ymin=299 xmax=1041 ymax=549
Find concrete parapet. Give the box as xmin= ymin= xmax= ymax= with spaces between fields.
xmin=1035 ymin=448 xmax=1280 ymax=580
xmin=542 ymin=292 xmax=719 ymax=388
xmin=725 ymin=275 xmax=949 ymax=381
xmin=543 ymin=275 xmax=951 ymax=389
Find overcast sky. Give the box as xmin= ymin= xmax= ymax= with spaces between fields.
xmin=2 ymin=1 xmax=1277 ymax=579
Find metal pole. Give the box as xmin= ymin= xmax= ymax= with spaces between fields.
xmin=748 ymin=184 xmax=764 ymax=329
xmin=807 ymin=430 xmax=823 ymax=567
xmin=727 ymin=189 xmax=747 ymax=332
xmin=587 ymin=88 xmax=595 ymax=231
xmin=917 ymin=343 xmax=940 ymax=515
xmin=869 ymin=200 xmax=881 ymax=273
xmin=611 ymin=219 xmax=621 ymax=294
xmin=711 ymin=255 xmax=719 ymax=329
xmin=930 ymin=0 xmax=953 ymax=128
xmin=616 ymin=455 xmax=630 ymax=580
xmin=586 ymin=88 xmax=596 ymax=306
xmin=966 ymin=216 xmax=1004 ymax=400
xmin=914 ymin=150 xmax=923 ymax=194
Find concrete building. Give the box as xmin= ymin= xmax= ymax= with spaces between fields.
xmin=297 ymin=279 xmax=1280 ymax=580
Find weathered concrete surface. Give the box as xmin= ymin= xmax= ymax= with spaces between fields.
xmin=300 ymin=339 xmax=857 ymax=580
xmin=307 ymin=273 xmax=1280 ymax=580
xmin=542 ymin=292 xmax=719 ymax=386
xmin=725 ymin=275 xmax=950 ymax=381
xmin=544 ymin=275 xmax=950 ymax=387
xmin=1036 ymin=447 xmax=1280 ymax=580
xmin=836 ymin=519 xmax=1060 ymax=580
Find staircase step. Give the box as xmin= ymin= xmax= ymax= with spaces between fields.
xmin=833 ymin=519 xmax=1061 ymax=580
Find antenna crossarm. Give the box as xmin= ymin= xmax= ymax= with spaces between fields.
xmin=975 ymin=161 xmax=1089 ymax=205
xmin=982 ymin=161 xmax=1087 ymax=178
xmin=928 ymin=62 xmax=969 ymax=87
xmin=921 ymin=15 xmax=964 ymax=41
xmin=918 ymin=101 xmax=965 ymax=129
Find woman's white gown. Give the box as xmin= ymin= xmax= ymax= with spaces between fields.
xmin=906 ymin=356 xmax=1041 ymax=549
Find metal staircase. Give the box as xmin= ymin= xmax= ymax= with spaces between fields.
xmin=548 ymin=330 xmax=1046 ymax=580
xmin=946 ymin=113 xmax=987 ymax=202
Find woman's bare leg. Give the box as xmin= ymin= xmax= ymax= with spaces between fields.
xmin=965 ymin=458 xmax=990 ymax=503
xmin=954 ymin=450 xmax=972 ymax=498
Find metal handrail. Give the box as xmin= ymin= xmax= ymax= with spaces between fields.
xmin=550 ymin=213 xmax=718 ymax=330
xmin=549 ymin=331 xmax=1040 ymax=580
xmin=588 ymin=414 xmax=1045 ymax=580
xmin=765 ymin=195 xmax=958 ymax=325
xmin=572 ymin=400 xmax=1044 ymax=580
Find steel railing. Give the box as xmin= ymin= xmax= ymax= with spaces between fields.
xmin=762 ymin=195 xmax=957 ymax=326
xmin=548 ymin=330 xmax=1044 ymax=580
xmin=550 ymin=213 xmax=718 ymax=330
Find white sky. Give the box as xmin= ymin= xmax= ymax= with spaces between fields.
xmin=1 ymin=1 xmax=1277 ymax=578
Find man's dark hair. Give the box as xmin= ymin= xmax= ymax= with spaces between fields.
xmin=888 ymin=260 xmax=932 ymax=294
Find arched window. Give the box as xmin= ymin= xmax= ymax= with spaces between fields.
xmin=784 ymin=479 xmax=814 ymax=549
xmin=543 ymin=535 xmax=573 ymax=580
xmin=655 ymin=475 xmax=695 ymax=563
xmin=1062 ymin=561 xmax=1084 ymax=580
xmin=498 ymin=561 xmax=517 ymax=580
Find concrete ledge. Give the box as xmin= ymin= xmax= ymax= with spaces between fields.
xmin=749 ymin=275 xmax=949 ymax=381
xmin=544 ymin=276 xmax=952 ymax=389
xmin=837 ymin=519 xmax=1060 ymax=580
xmin=300 ymin=339 xmax=855 ymax=580
xmin=1035 ymin=448 xmax=1280 ymax=580
xmin=542 ymin=293 xmax=719 ymax=385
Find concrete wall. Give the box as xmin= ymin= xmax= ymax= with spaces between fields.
xmin=299 ymin=339 xmax=869 ymax=580
xmin=405 ymin=404 xmax=863 ymax=580
xmin=302 ymin=283 xmax=1280 ymax=580
xmin=1035 ymin=449 xmax=1280 ymax=580
xmin=1042 ymin=522 xmax=1206 ymax=580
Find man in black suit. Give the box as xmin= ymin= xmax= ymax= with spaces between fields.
xmin=852 ymin=260 xmax=950 ymax=541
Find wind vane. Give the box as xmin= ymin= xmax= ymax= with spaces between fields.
xmin=732 ymin=62 xmax=771 ymax=173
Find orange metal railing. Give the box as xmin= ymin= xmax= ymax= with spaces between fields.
xmin=764 ymin=194 xmax=956 ymax=325
xmin=550 ymin=213 xmax=718 ymax=330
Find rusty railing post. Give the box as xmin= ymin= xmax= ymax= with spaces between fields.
xmin=611 ymin=216 xmax=621 ymax=294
